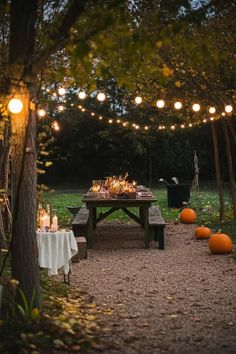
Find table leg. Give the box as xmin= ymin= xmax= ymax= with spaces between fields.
xmin=87 ymin=207 xmax=94 ymax=248
xmin=93 ymin=208 xmax=97 ymax=229
xmin=139 ymin=208 xmax=144 ymax=226
xmin=142 ymin=207 xmax=149 ymax=249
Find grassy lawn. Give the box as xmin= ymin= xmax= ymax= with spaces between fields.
xmin=44 ymin=186 xmax=236 ymax=243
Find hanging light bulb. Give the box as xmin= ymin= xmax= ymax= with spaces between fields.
xmin=97 ymin=92 xmax=106 ymax=102
xmin=192 ymin=103 xmax=201 ymax=112
xmin=156 ymin=99 xmax=165 ymax=108
xmin=210 ymin=117 xmax=214 ymax=121
xmin=225 ymin=105 xmax=233 ymax=113
xmin=181 ymin=124 xmax=185 ymax=128
xmin=37 ymin=109 xmax=46 ymax=117
xmin=99 ymin=116 xmax=103 ymax=120
xmin=108 ymin=119 xmax=113 ymax=124
xmin=58 ymin=87 xmax=66 ymax=95
xmin=174 ymin=101 xmax=182 ymax=110
xmin=78 ymin=91 xmax=86 ymax=99
xmin=117 ymin=119 xmax=121 ymax=123
xmin=135 ymin=125 xmax=140 ymax=129
xmin=189 ymin=123 xmax=193 ymax=127
xmin=52 ymin=120 xmax=60 ymax=131
xmin=208 ymin=106 xmax=216 ymax=114
xmin=91 ymin=112 xmax=95 ymax=116
xmin=135 ymin=96 xmax=142 ymax=104
xmin=171 ymin=125 xmax=175 ymax=130
xmin=144 ymin=126 xmax=149 ymax=130
xmin=8 ymin=98 xmax=23 ymax=113
xmin=203 ymin=119 xmax=207 ymax=123
xmin=222 ymin=112 xmax=226 ymax=116
xmin=58 ymin=105 xmax=64 ymax=112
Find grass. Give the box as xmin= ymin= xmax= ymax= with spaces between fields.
xmin=44 ymin=187 xmax=236 ymax=243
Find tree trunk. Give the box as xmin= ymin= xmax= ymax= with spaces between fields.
xmin=211 ymin=122 xmax=225 ymax=220
xmin=222 ymin=120 xmax=236 ymax=219
xmin=0 ymin=121 xmax=11 ymax=192
xmin=0 ymin=121 xmax=11 ymax=238
xmin=227 ymin=119 xmax=236 ymax=146
xmin=10 ymin=85 xmax=40 ymax=307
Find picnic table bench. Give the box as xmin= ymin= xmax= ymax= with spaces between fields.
xmin=148 ymin=206 xmax=165 ymax=249
xmin=72 ymin=203 xmax=165 ymax=249
xmin=72 ymin=205 xmax=89 ymax=237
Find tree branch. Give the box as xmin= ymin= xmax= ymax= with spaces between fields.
xmin=30 ymin=0 xmax=89 ymax=76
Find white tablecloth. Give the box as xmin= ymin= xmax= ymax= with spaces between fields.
xmin=36 ymin=230 xmax=78 ymax=276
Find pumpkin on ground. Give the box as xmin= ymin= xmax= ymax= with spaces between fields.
xmin=195 ymin=226 xmax=212 ymax=239
xmin=179 ymin=208 xmax=197 ymax=224
xmin=208 ymin=233 xmax=233 ymax=254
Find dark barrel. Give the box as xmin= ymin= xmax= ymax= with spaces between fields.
xmin=167 ymin=184 xmax=191 ymax=208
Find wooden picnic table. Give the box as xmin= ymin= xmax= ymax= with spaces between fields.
xmin=82 ymin=193 xmax=157 ymax=249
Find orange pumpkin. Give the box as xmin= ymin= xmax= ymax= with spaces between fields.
xmin=179 ymin=208 xmax=197 ymax=224
xmin=208 ymin=233 xmax=233 ymax=254
xmin=195 ymin=226 xmax=212 ymax=239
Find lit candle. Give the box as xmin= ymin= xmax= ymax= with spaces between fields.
xmin=51 ymin=215 xmax=58 ymax=232
xmin=40 ymin=216 xmax=45 ymax=231
xmin=44 ymin=214 xmax=50 ymax=228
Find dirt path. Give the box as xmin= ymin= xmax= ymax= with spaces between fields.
xmin=71 ymin=222 xmax=236 ymax=354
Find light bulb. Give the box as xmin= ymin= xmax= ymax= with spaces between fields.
xmin=78 ymin=91 xmax=86 ymax=99
xmin=135 ymin=96 xmax=142 ymax=104
xmin=37 ymin=109 xmax=46 ymax=117
xmin=225 ymin=105 xmax=233 ymax=113
xmin=208 ymin=106 xmax=216 ymax=114
xmin=97 ymin=92 xmax=106 ymax=102
xmin=174 ymin=101 xmax=182 ymax=110
xmin=58 ymin=105 xmax=64 ymax=112
xmin=156 ymin=99 xmax=165 ymax=108
xmin=58 ymin=87 xmax=66 ymax=95
xmin=8 ymin=98 xmax=23 ymax=113
xmin=192 ymin=103 xmax=201 ymax=112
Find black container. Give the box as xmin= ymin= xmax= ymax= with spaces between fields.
xmin=167 ymin=184 xmax=191 ymax=208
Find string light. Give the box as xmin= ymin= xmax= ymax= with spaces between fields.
xmin=209 ymin=106 xmax=216 ymax=114
xmin=192 ymin=103 xmax=201 ymax=112
xmin=78 ymin=91 xmax=86 ymax=99
xmin=37 ymin=109 xmax=46 ymax=117
xmin=42 ymin=88 xmax=235 ymax=133
xmin=8 ymin=98 xmax=23 ymax=114
xmin=135 ymin=96 xmax=142 ymax=104
xmin=174 ymin=101 xmax=182 ymax=110
xmin=58 ymin=87 xmax=66 ymax=95
xmin=97 ymin=92 xmax=106 ymax=102
xmin=225 ymin=105 xmax=233 ymax=113
xmin=156 ymin=99 xmax=165 ymax=108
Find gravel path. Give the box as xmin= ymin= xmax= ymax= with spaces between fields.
xmin=71 ymin=222 xmax=236 ymax=354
